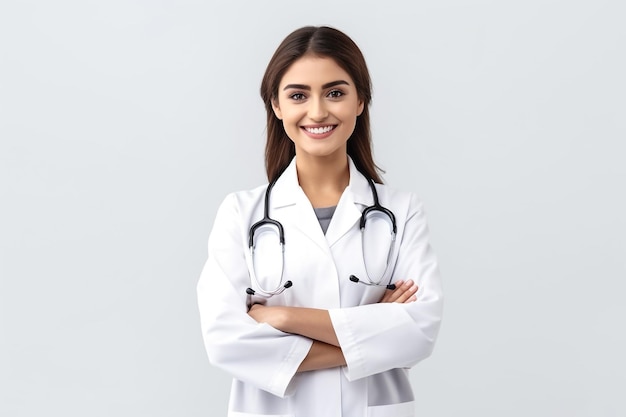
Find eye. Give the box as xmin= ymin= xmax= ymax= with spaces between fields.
xmin=327 ymin=89 xmax=344 ymax=99
xmin=289 ymin=92 xmax=307 ymax=101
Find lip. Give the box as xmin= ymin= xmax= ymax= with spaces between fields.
xmin=300 ymin=124 xmax=337 ymax=139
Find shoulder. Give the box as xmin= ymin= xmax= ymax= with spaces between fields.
xmin=209 ymin=183 xmax=269 ymax=243
xmin=213 ymin=183 xmax=271 ymax=228
xmin=216 ymin=183 xmax=268 ymax=214
xmin=229 ymin=183 xmax=268 ymax=204
xmin=374 ymin=183 xmax=424 ymax=216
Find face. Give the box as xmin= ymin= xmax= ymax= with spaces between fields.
xmin=272 ymin=55 xmax=364 ymax=162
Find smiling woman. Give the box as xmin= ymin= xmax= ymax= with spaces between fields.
xmin=197 ymin=26 xmax=443 ymax=417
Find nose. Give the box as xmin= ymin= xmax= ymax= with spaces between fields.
xmin=308 ymin=96 xmax=328 ymax=121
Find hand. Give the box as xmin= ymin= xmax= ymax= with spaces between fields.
xmin=378 ymin=279 xmax=418 ymax=303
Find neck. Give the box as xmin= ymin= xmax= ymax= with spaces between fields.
xmin=295 ymin=154 xmax=350 ymax=208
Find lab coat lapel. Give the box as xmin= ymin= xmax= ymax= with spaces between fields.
xmin=270 ymin=157 xmax=374 ymax=251
xmin=270 ymin=159 xmax=330 ymax=253
xmin=325 ymin=159 xmax=373 ymax=247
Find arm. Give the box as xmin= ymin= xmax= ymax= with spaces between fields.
xmin=249 ymin=193 xmax=444 ymax=380
xmin=248 ymin=279 xmax=418 ymax=345
xmin=328 ymin=194 xmax=443 ymax=381
xmin=248 ymin=279 xmax=418 ymax=372
xmin=248 ymin=305 xmax=339 ymax=346
xmin=197 ymin=194 xmax=313 ymax=397
xmin=297 ymin=341 xmax=345 ymax=372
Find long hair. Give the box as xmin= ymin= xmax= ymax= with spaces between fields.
xmin=260 ymin=26 xmax=383 ymax=183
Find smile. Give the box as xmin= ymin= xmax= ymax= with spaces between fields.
xmin=303 ymin=125 xmax=336 ymax=134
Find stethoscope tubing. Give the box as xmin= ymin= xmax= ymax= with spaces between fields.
xmin=247 ymin=169 xmax=398 ymax=299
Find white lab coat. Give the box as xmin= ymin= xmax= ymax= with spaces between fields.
xmin=197 ymin=157 xmax=443 ymax=417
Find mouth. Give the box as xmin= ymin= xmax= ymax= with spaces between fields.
xmin=301 ymin=125 xmax=337 ymax=135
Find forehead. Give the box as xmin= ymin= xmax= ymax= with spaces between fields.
xmin=279 ymin=55 xmax=354 ymax=87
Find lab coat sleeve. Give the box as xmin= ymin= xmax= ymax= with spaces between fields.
xmin=328 ymin=193 xmax=443 ymax=381
xmin=197 ymin=193 xmax=313 ymax=397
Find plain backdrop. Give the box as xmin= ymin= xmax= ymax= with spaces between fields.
xmin=1 ymin=0 xmax=625 ymax=416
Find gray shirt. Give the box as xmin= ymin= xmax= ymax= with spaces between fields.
xmin=313 ymin=206 xmax=337 ymax=234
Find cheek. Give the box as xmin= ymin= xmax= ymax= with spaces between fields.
xmin=282 ymin=116 xmax=300 ymax=132
xmin=339 ymin=108 xmax=359 ymax=126
xmin=341 ymin=101 xmax=362 ymax=120
xmin=279 ymin=112 xmax=300 ymax=141
xmin=281 ymin=108 xmax=302 ymax=124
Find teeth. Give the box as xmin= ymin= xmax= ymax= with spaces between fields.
xmin=305 ymin=126 xmax=334 ymax=134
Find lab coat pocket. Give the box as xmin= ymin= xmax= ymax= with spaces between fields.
xmin=229 ymin=413 xmax=293 ymax=417
xmin=367 ymin=401 xmax=415 ymax=417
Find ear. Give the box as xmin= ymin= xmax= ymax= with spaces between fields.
xmin=271 ymin=98 xmax=283 ymax=120
xmin=357 ymin=99 xmax=364 ymax=116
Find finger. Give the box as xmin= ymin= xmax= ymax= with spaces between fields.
xmin=403 ymin=294 xmax=417 ymax=304
xmin=384 ymin=282 xmax=412 ymax=303
xmin=380 ymin=280 xmax=403 ymax=303
xmin=400 ymin=285 xmax=418 ymax=303
xmin=394 ymin=280 xmax=418 ymax=303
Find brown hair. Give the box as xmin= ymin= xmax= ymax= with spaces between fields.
xmin=260 ymin=26 xmax=383 ymax=183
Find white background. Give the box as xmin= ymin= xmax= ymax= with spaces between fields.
xmin=1 ymin=0 xmax=625 ymax=416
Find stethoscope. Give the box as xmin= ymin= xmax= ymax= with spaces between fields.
xmin=246 ymin=172 xmax=397 ymax=305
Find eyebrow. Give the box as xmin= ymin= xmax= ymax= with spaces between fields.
xmin=282 ymin=80 xmax=350 ymax=91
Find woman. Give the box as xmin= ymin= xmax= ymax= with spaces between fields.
xmin=197 ymin=26 xmax=443 ymax=417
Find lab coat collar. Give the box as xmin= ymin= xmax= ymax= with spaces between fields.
xmin=270 ymin=156 xmax=374 ymax=249
xmin=270 ymin=156 xmax=373 ymax=208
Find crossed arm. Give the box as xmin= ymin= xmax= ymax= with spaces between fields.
xmin=248 ymin=279 xmax=419 ymax=372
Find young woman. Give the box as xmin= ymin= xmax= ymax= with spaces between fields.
xmin=197 ymin=26 xmax=443 ymax=417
